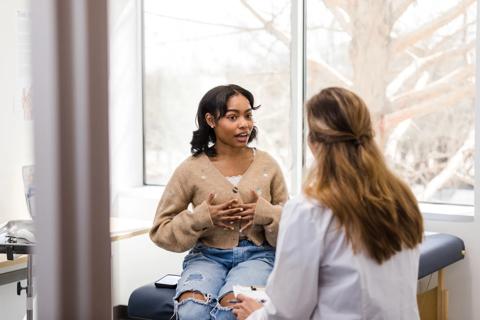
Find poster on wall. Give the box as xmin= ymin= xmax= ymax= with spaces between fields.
xmin=16 ymin=10 xmax=32 ymax=121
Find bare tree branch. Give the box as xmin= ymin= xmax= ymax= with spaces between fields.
xmin=307 ymin=59 xmax=353 ymax=88
xmin=422 ymin=129 xmax=474 ymax=200
xmin=144 ymin=11 xmax=259 ymax=31
xmin=240 ymin=0 xmax=290 ymax=45
xmin=383 ymin=84 xmax=474 ymax=129
xmin=388 ymin=41 xmax=475 ymax=96
xmin=455 ymin=172 xmax=474 ymax=186
xmin=390 ymin=65 xmax=474 ymax=109
xmin=392 ymin=0 xmax=417 ymax=22
xmin=324 ymin=0 xmax=352 ymax=34
xmin=391 ymin=0 xmax=475 ymax=52
xmin=429 ymin=21 xmax=476 ymax=55
xmin=323 ymin=0 xmax=351 ymax=13
xmin=384 ymin=119 xmax=411 ymax=161
xmin=240 ymin=0 xmax=352 ymax=87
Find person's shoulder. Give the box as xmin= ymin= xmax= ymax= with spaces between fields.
xmin=254 ymin=148 xmax=272 ymax=159
xmin=254 ymin=149 xmax=281 ymax=167
xmin=183 ymin=153 xmax=205 ymax=165
xmin=173 ymin=154 xmax=206 ymax=175
xmin=282 ymin=194 xmax=332 ymax=224
xmin=284 ymin=194 xmax=324 ymax=212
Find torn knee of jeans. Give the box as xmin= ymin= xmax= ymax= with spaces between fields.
xmin=213 ymin=301 xmax=234 ymax=311
xmin=177 ymin=296 xmax=212 ymax=307
xmin=175 ymin=290 xmax=213 ymax=304
xmin=174 ymin=294 xmax=215 ymax=319
xmin=218 ymin=291 xmax=236 ymax=307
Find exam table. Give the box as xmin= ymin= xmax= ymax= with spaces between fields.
xmin=127 ymin=232 xmax=465 ymax=320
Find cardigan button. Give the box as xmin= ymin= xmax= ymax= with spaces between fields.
xmin=232 ymin=186 xmax=239 ymax=193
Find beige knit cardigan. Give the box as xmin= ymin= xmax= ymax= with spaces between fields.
xmin=149 ymin=149 xmax=288 ymax=252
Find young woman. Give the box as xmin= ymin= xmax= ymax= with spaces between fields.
xmin=233 ymin=87 xmax=424 ymax=320
xmin=149 ymin=84 xmax=288 ymax=320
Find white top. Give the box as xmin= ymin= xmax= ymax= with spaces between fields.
xmin=248 ymin=195 xmax=420 ymax=320
xmin=226 ymin=175 xmax=242 ymax=186
xmin=225 ymin=148 xmax=256 ymax=187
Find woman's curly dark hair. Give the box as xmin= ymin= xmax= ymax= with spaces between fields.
xmin=190 ymin=84 xmax=260 ymax=157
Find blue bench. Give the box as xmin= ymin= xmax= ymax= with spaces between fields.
xmin=128 ymin=233 xmax=465 ymax=320
xmin=418 ymin=233 xmax=465 ymax=279
xmin=128 ymin=285 xmax=175 ymax=320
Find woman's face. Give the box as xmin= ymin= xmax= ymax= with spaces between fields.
xmin=212 ymin=94 xmax=254 ymax=148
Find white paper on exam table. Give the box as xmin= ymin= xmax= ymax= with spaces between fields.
xmin=0 ymin=220 xmax=35 ymax=243
xmin=233 ymin=285 xmax=269 ymax=303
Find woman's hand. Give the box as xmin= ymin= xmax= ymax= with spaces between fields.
xmin=232 ymin=294 xmax=263 ymax=320
xmin=234 ymin=190 xmax=259 ymax=232
xmin=207 ymin=193 xmax=243 ymax=230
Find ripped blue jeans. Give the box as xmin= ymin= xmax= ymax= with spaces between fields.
xmin=174 ymin=239 xmax=275 ymax=320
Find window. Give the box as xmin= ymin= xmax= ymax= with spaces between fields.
xmin=144 ymin=0 xmax=476 ymax=209
xmin=306 ymin=0 xmax=476 ymax=206
xmin=143 ymin=0 xmax=293 ymax=186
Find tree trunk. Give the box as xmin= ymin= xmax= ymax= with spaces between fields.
xmin=349 ymin=1 xmax=394 ymax=144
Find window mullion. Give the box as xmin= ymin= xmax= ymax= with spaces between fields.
xmin=290 ymin=0 xmax=306 ymax=196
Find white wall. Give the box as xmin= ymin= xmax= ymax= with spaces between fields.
xmin=0 ymin=0 xmax=33 ymax=224
xmin=0 ymin=1 xmax=33 ymax=318
xmin=0 ymin=282 xmax=28 ymax=320
xmin=111 ymin=190 xmax=185 ymax=306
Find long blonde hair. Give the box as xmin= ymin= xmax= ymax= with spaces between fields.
xmin=304 ymin=87 xmax=423 ymax=264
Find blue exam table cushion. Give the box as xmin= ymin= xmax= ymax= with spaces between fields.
xmin=128 ymin=284 xmax=175 ymax=320
xmin=418 ymin=233 xmax=465 ymax=279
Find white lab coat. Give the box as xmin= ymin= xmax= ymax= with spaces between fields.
xmin=248 ymin=195 xmax=420 ymax=320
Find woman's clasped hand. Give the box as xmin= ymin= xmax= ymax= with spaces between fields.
xmin=207 ymin=191 xmax=259 ymax=231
